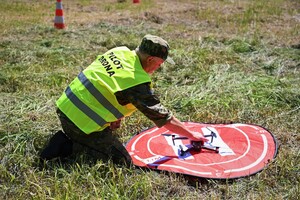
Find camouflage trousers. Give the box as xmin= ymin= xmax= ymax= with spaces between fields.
xmin=56 ymin=109 xmax=132 ymax=165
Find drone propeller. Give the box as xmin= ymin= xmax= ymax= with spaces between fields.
xmin=161 ymin=134 xmax=188 ymax=139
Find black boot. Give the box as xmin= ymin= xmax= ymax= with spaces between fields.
xmin=40 ymin=130 xmax=73 ymax=161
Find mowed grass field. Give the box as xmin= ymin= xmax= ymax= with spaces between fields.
xmin=0 ymin=0 xmax=299 ymax=199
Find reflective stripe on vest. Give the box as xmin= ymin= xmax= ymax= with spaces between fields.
xmin=77 ymin=72 xmax=123 ymax=119
xmin=65 ymin=85 xmax=107 ymax=127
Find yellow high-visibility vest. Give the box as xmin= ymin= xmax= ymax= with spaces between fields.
xmin=56 ymin=47 xmax=151 ymax=134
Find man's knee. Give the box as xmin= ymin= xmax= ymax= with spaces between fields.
xmin=110 ymin=146 xmax=132 ymax=166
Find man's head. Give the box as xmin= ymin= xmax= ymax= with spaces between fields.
xmin=137 ymin=34 xmax=174 ymax=74
xmin=139 ymin=34 xmax=170 ymax=60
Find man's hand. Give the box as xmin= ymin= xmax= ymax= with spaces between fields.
xmin=164 ymin=116 xmax=209 ymax=142
xmin=110 ymin=119 xmax=122 ymax=130
xmin=191 ymin=132 xmax=209 ymax=142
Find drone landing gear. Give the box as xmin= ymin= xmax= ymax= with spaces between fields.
xmin=179 ymin=141 xmax=219 ymax=156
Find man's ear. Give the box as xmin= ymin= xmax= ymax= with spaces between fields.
xmin=146 ymin=56 xmax=154 ymax=63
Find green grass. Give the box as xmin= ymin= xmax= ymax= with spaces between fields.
xmin=1 ymin=0 xmax=300 ymax=199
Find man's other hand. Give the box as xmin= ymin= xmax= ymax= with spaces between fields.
xmin=110 ymin=119 xmax=122 ymax=130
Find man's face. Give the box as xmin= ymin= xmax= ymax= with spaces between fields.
xmin=144 ymin=56 xmax=164 ymax=74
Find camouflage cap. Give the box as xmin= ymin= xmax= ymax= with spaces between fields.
xmin=139 ymin=34 xmax=175 ymax=64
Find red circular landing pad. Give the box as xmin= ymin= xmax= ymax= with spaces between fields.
xmin=126 ymin=122 xmax=278 ymax=179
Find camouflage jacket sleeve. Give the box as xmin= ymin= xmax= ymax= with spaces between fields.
xmin=115 ymin=82 xmax=173 ymax=127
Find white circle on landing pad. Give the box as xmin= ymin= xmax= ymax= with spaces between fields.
xmin=126 ymin=122 xmax=278 ymax=179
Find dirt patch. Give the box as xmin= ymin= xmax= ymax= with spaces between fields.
xmin=59 ymin=0 xmax=299 ymax=46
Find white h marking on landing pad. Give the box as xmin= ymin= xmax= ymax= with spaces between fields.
xmin=202 ymin=127 xmax=235 ymax=156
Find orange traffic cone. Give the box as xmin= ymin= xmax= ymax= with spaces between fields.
xmin=133 ymin=0 xmax=140 ymax=3
xmin=54 ymin=0 xmax=65 ymax=29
